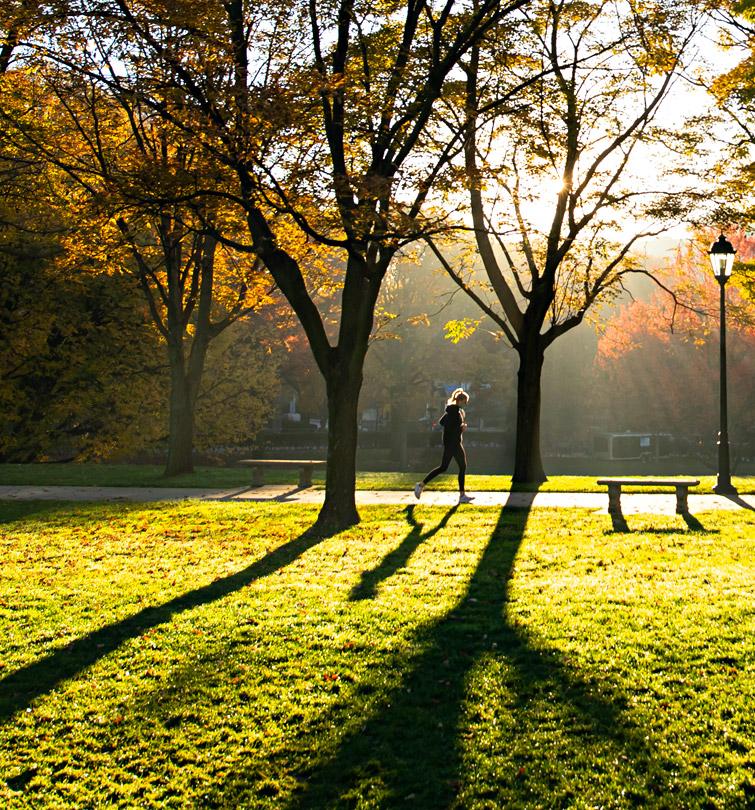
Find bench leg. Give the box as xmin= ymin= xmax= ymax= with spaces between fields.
xmin=251 ymin=466 xmax=264 ymax=487
xmin=607 ymin=484 xmax=622 ymax=514
xmin=298 ymin=465 xmax=313 ymax=488
xmin=675 ymin=485 xmax=688 ymax=514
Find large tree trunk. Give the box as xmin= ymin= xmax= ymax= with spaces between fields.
xmin=163 ymin=234 xmax=216 ymax=477
xmin=164 ymin=329 xmax=211 ymax=477
xmin=315 ymin=369 xmax=363 ymax=532
xmin=165 ymin=356 xmax=195 ymax=476
xmin=163 ymin=339 xmax=212 ymax=477
xmin=242 ymin=204 xmax=384 ymax=532
xmin=512 ymin=342 xmax=547 ymax=486
xmin=314 ymin=252 xmax=380 ymax=531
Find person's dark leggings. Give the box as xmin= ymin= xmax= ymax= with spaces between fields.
xmin=423 ymin=442 xmax=466 ymax=491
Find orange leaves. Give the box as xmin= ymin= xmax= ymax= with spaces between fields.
xmin=596 ymin=229 xmax=755 ymax=368
xmin=597 ymin=300 xmax=673 ymax=365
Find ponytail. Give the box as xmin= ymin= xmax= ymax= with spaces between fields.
xmin=447 ymin=387 xmax=469 ymax=406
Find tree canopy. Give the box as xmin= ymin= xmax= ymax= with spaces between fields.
xmin=433 ymin=0 xmax=707 ymax=482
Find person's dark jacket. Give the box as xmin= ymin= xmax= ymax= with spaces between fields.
xmin=439 ymin=404 xmax=464 ymax=446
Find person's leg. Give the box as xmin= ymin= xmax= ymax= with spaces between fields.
xmin=453 ymin=445 xmax=467 ymax=492
xmin=423 ymin=444 xmax=454 ymax=485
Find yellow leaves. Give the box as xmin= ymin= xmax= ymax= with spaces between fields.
xmin=318 ymin=72 xmax=350 ymax=97
xmin=375 ymin=307 xmax=397 ymax=322
xmin=623 ymin=2 xmax=681 ymax=76
xmin=710 ymin=53 xmax=755 ymax=105
xmin=443 ymin=317 xmax=482 ymax=344
xmin=732 ymin=0 xmax=755 ymax=24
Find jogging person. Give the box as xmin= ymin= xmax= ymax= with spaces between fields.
xmin=414 ymin=388 xmax=474 ymax=503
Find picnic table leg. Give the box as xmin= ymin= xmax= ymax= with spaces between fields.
xmin=251 ymin=466 xmax=264 ymax=487
xmin=607 ymin=484 xmax=622 ymax=514
xmin=298 ymin=465 xmax=313 ymax=488
xmin=675 ymin=485 xmax=688 ymax=514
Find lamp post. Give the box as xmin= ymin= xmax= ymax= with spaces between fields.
xmin=708 ymin=234 xmax=738 ymax=496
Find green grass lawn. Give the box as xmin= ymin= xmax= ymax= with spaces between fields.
xmin=0 ymin=500 xmax=753 ymax=807
xmin=1 ymin=463 xmax=754 ymax=494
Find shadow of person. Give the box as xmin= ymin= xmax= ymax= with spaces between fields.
xmin=0 ymin=522 xmax=334 ymax=724
xmin=288 ymin=501 xmax=658 ymax=808
xmin=349 ymin=504 xmax=458 ymax=601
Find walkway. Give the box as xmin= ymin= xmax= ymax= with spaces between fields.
xmin=1 ymin=485 xmax=754 ymax=515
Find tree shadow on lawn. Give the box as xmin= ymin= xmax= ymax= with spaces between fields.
xmin=281 ymin=499 xmax=665 ymax=808
xmin=0 ymin=500 xmax=64 ymax=525
xmin=0 ymin=522 xmax=334 ymax=724
xmin=349 ymin=504 xmax=458 ymax=601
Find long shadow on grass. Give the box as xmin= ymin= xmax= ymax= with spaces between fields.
xmin=288 ymin=497 xmax=658 ymax=808
xmin=0 ymin=523 xmax=332 ymax=723
xmin=0 ymin=500 xmax=63 ymax=524
xmin=349 ymin=504 xmax=458 ymax=601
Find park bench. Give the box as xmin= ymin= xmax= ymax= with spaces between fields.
xmin=238 ymin=459 xmax=326 ymax=488
xmin=597 ymin=478 xmax=700 ymax=514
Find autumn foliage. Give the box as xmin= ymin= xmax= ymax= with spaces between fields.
xmin=595 ymin=235 xmax=755 ymax=450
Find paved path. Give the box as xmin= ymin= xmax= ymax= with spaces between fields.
xmin=1 ymin=485 xmax=754 ymax=515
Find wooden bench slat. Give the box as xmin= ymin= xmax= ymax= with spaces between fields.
xmin=238 ymin=459 xmax=326 ymax=488
xmin=597 ymin=479 xmax=699 ymax=486
xmin=238 ymin=459 xmax=326 ymax=466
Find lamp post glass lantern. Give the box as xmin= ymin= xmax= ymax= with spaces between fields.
xmin=709 ymin=234 xmax=735 ymax=278
xmin=708 ymin=234 xmax=738 ymax=496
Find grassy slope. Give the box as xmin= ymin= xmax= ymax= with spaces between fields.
xmin=0 ymin=500 xmax=753 ymax=808
xmin=1 ymin=463 xmax=754 ymax=493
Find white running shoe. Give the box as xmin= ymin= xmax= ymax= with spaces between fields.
xmin=414 ymin=482 xmax=424 ymax=500
xmin=458 ymin=493 xmax=475 ymax=504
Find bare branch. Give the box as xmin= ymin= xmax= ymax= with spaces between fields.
xmin=425 ymin=236 xmax=519 ymax=347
